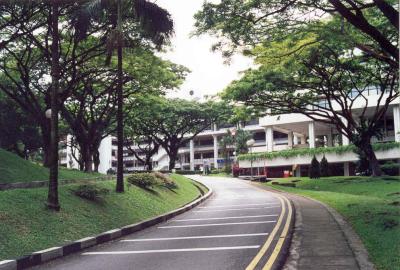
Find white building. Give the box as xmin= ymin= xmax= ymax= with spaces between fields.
xmin=62 ymin=91 xmax=400 ymax=177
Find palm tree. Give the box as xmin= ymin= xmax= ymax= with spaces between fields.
xmin=47 ymin=0 xmax=61 ymax=211
xmin=81 ymin=0 xmax=173 ymax=192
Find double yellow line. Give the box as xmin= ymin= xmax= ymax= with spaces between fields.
xmin=246 ymin=191 xmax=293 ymax=270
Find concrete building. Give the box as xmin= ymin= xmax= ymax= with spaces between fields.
xmin=61 ymin=90 xmax=400 ymax=177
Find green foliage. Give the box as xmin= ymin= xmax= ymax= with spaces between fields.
xmin=0 ymin=93 xmax=42 ymax=157
xmin=381 ymin=161 xmax=400 ymax=176
xmin=153 ymin=172 xmax=177 ymax=189
xmin=127 ymin=173 xmax=159 ymax=189
xmin=238 ymin=142 xmax=400 ymax=161
xmin=309 ymin=156 xmax=320 ymax=179
xmin=320 ymin=156 xmax=330 ymax=177
xmin=174 ymin=170 xmax=199 ymax=175
xmin=235 ymin=129 xmax=252 ymax=154
xmin=72 ymin=184 xmax=109 ymax=201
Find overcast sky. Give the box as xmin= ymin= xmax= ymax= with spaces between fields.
xmin=156 ymin=0 xmax=253 ymax=100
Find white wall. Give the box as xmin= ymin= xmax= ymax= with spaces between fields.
xmin=98 ymin=136 xmax=113 ymax=174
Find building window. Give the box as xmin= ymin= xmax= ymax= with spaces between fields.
xmin=245 ymin=118 xmax=259 ymax=126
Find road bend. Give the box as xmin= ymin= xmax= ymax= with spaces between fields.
xmin=33 ymin=175 xmax=292 ymax=270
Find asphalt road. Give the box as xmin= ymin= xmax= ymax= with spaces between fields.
xmin=32 ymin=176 xmax=292 ymax=270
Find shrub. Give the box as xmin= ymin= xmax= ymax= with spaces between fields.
xmin=232 ymin=164 xmax=240 ymax=177
xmin=127 ymin=173 xmax=159 ymax=189
xmin=106 ymin=168 xmax=116 ymax=175
xmin=320 ymin=155 xmax=330 ymax=177
xmin=72 ymin=184 xmax=109 ymax=201
xmin=153 ymin=172 xmax=178 ymax=189
xmin=309 ymin=155 xmax=320 ymax=179
xmin=381 ymin=161 xmax=400 ymax=176
xmin=174 ymin=170 xmax=199 ymax=175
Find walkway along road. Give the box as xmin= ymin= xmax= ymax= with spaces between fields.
xmin=33 ymin=176 xmax=293 ymax=270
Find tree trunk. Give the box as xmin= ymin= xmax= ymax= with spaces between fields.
xmin=115 ymin=0 xmax=124 ymax=192
xmin=82 ymin=145 xmax=93 ymax=172
xmin=47 ymin=1 xmax=60 ymax=211
xmin=363 ymin=143 xmax=382 ymax=177
xmin=40 ymin=122 xmax=51 ymax=167
xmin=168 ymin=149 xmax=178 ymax=170
xmin=93 ymin=149 xmax=100 ymax=172
xmin=145 ymin=156 xmax=153 ymax=171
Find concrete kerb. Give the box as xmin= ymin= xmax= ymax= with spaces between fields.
xmin=0 ymin=178 xmax=213 ymax=270
xmin=252 ymin=182 xmax=376 ymax=270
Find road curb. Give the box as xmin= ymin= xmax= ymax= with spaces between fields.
xmin=253 ymin=183 xmax=375 ymax=270
xmin=0 ymin=178 xmax=212 ymax=270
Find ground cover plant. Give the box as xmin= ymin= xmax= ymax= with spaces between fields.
xmin=0 ymin=174 xmax=206 ymax=260
xmin=0 ymin=148 xmax=102 ymax=184
xmin=265 ymin=176 xmax=400 ymax=270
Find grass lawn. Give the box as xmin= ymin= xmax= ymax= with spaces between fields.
xmin=265 ymin=176 xmax=400 ymax=270
xmin=0 ymin=174 xmax=205 ymax=260
xmin=0 ymin=148 xmax=102 ymax=184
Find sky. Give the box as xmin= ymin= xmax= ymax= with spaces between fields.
xmin=156 ymin=0 xmax=253 ymax=100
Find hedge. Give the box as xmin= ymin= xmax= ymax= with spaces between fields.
xmin=237 ymin=142 xmax=400 ymax=161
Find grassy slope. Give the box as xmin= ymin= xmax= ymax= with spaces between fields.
xmin=0 ymin=174 xmax=204 ymax=260
xmin=265 ymin=176 xmax=400 ymax=270
xmin=0 ymin=148 xmax=101 ymax=184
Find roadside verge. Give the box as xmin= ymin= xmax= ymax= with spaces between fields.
xmin=252 ymin=182 xmax=375 ymax=270
xmin=0 ymin=178 xmax=213 ymax=270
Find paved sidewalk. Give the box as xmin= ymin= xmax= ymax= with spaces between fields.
xmin=253 ymin=183 xmax=374 ymax=270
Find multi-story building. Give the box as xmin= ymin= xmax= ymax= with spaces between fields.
xmin=62 ymin=91 xmax=400 ymax=177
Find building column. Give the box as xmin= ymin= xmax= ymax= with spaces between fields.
xmin=344 ymin=162 xmax=350 ymax=176
xmin=394 ymin=104 xmax=400 ymax=142
xmin=308 ymin=122 xmax=315 ymax=148
xmin=300 ymin=135 xmax=306 ymax=145
xmin=341 ymin=118 xmax=350 ymax=145
xmin=189 ymin=140 xmax=194 ymax=171
xmin=265 ymin=127 xmax=274 ymax=152
xmin=295 ymin=165 xmax=301 ymax=177
xmin=288 ymin=131 xmax=294 ymax=149
xmin=213 ymin=135 xmax=218 ymax=169
xmin=293 ymin=135 xmax=299 ymax=145
xmin=213 ymin=123 xmax=218 ymax=131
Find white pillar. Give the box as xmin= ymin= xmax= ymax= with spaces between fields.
xmin=344 ymin=162 xmax=350 ymax=176
xmin=288 ymin=132 xmax=293 ymax=149
xmin=393 ymin=104 xmax=400 ymax=142
xmin=189 ymin=140 xmax=194 ymax=171
xmin=293 ymin=135 xmax=299 ymax=145
xmin=265 ymin=127 xmax=274 ymax=152
xmin=308 ymin=122 xmax=315 ymax=148
xmin=295 ymin=165 xmax=301 ymax=177
xmin=300 ymin=135 xmax=306 ymax=145
xmin=213 ymin=135 xmax=218 ymax=169
xmin=213 ymin=123 xmax=218 ymax=131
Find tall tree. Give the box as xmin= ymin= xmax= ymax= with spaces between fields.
xmin=222 ymin=19 xmax=398 ymax=176
xmin=82 ymin=0 xmax=174 ymax=192
xmin=0 ymin=92 xmax=42 ymax=158
xmin=127 ymin=95 xmax=226 ymax=170
xmin=194 ymin=0 xmax=398 ymax=68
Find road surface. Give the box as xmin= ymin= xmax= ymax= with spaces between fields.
xmin=33 ymin=176 xmax=292 ymax=270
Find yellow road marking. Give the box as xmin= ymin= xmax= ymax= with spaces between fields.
xmin=245 ymin=195 xmax=285 ymax=270
xmin=262 ymin=196 xmax=293 ymax=270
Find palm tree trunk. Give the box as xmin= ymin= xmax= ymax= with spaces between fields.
xmin=47 ymin=1 xmax=60 ymax=211
xmin=116 ymin=0 xmax=124 ymax=192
